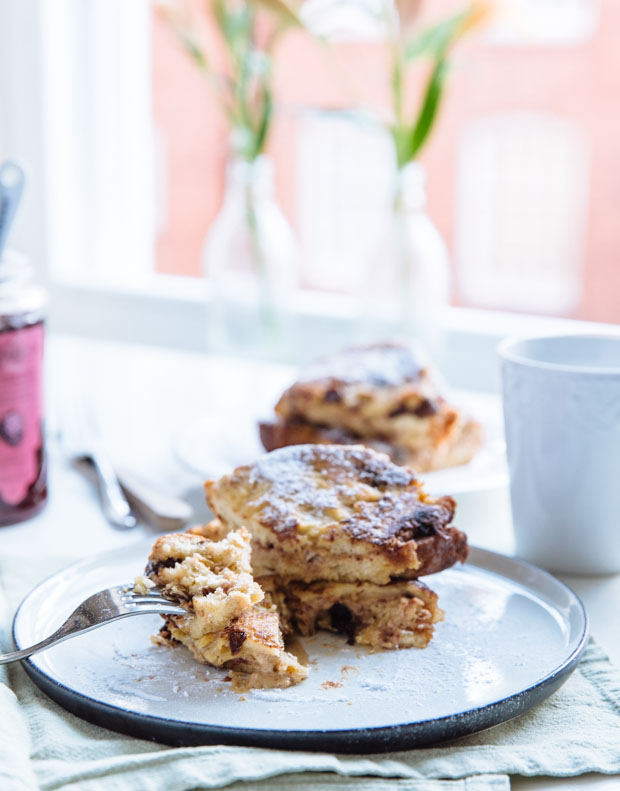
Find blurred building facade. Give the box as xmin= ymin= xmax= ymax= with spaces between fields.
xmin=153 ymin=0 xmax=620 ymax=323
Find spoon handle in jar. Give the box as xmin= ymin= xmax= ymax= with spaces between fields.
xmin=0 ymin=160 xmax=26 ymax=259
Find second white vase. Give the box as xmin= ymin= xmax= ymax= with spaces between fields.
xmin=361 ymin=162 xmax=450 ymax=356
xmin=203 ymin=155 xmax=299 ymax=360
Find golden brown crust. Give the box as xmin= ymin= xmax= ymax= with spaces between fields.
xmin=205 ymin=444 xmax=468 ymax=584
xmin=159 ymin=603 xmax=308 ymax=688
xmin=258 ymin=575 xmax=443 ymax=650
xmin=277 ymin=342 xmax=429 ymax=405
xmin=260 ymin=417 xmax=483 ymax=472
xmin=261 ymin=342 xmax=482 ymax=472
xmin=187 ymin=518 xmax=230 ymax=542
xmin=144 ymin=529 xmax=263 ymax=633
xmin=145 ymin=528 xmax=308 ymax=687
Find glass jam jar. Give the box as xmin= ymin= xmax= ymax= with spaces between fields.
xmin=0 ymin=250 xmax=47 ymax=525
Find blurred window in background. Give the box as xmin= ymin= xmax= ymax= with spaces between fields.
xmin=488 ymin=0 xmax=598 ymax=45
xmin=295 ymin=112 xmax=392 ymax=294
xmin=154 ymin=0 xmax=619 ymax=323
xmin=1 ymin=0 xmax=618 ymax=339
xmin=455 ymin=113 xmax=589 ymax=314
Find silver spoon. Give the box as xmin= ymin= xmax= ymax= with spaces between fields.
xmin=0 ymin=160 xmax=25 ymax=259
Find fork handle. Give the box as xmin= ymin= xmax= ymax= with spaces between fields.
xmin=0 ymin=614 xmax=98 ymax=664
xmin=0 ymin=625 xmax=78 ymax=664
xmin=0 ymin=643 xmax=49 ymax=664
xmin=90 ymin=452 xmax=137 ymax=530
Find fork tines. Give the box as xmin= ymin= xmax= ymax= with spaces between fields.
xmin=117 ymin=585 xmax=186 ymax=615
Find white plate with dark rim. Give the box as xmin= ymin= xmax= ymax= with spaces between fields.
xmin=174 ymin=389 xmax=508 ymax=497
xmin=12 ymin=542 xmax=587 ymax=753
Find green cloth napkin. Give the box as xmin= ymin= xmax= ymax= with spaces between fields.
xmin=2 ymin=554 xmax=620 ymax=791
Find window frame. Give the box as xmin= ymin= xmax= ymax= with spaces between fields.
xmin=0 ymin=0 xmax=48 ymax=280
xmin=1 ymin=0 xmax=617 ymax=378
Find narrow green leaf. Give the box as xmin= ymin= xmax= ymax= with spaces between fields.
xmin=211 ymin=0 xmax=228 ymax=38
xmin=408 ymin=57 xmax=449 ymax=159
xmin=392 ymin=47 xmax=404 ymax=127
xmin=404 ymin=8 xmax=469 ymax=61
xmin=157 ymin=5 xmax=211 ymax=72
xmin=253 ymin=88 xmax=273 ymax=157
xmin=390 ymin=125 xmax=413 ymax=170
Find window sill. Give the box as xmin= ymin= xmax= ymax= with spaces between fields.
xmin=48 ymin=273 xmax=620 ymax=392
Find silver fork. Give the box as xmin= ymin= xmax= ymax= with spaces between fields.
xmin=1 ymin=585 xmax=187 ymax=665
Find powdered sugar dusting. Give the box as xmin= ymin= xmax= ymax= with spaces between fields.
xmin=18 ymin=542 xmax=580 ymax=737
xmin=246 ymin=688 xmax=350 ymax=704
xmin=299 ymin=343 xmax=426 ymax=388
xmin=239 ymin=444 xmax=435 ymax=545
xmin=250 ymin=447 xmax=342 ymax=514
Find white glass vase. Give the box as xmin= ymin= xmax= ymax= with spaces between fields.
xmin=202 ymin=155 xmax=298 ymax=360
xmin=360 ymin=162 xmax=450 ymax=356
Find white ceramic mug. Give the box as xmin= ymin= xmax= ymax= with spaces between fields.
xmin=499 ymin=334 xmax=620 ymax=575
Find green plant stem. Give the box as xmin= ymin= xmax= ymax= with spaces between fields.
xmin=390 ymin=3 xmax=480 ymax=169
xmin=392 ymin=42 xmax=404 ymax=132
xmin=393 ymin=183 xmax=413 ymax=333
xmin=206 ymin=2 xmax=274 ymax=162
xmin=244 ymin=180 xmax=278 ymax=342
